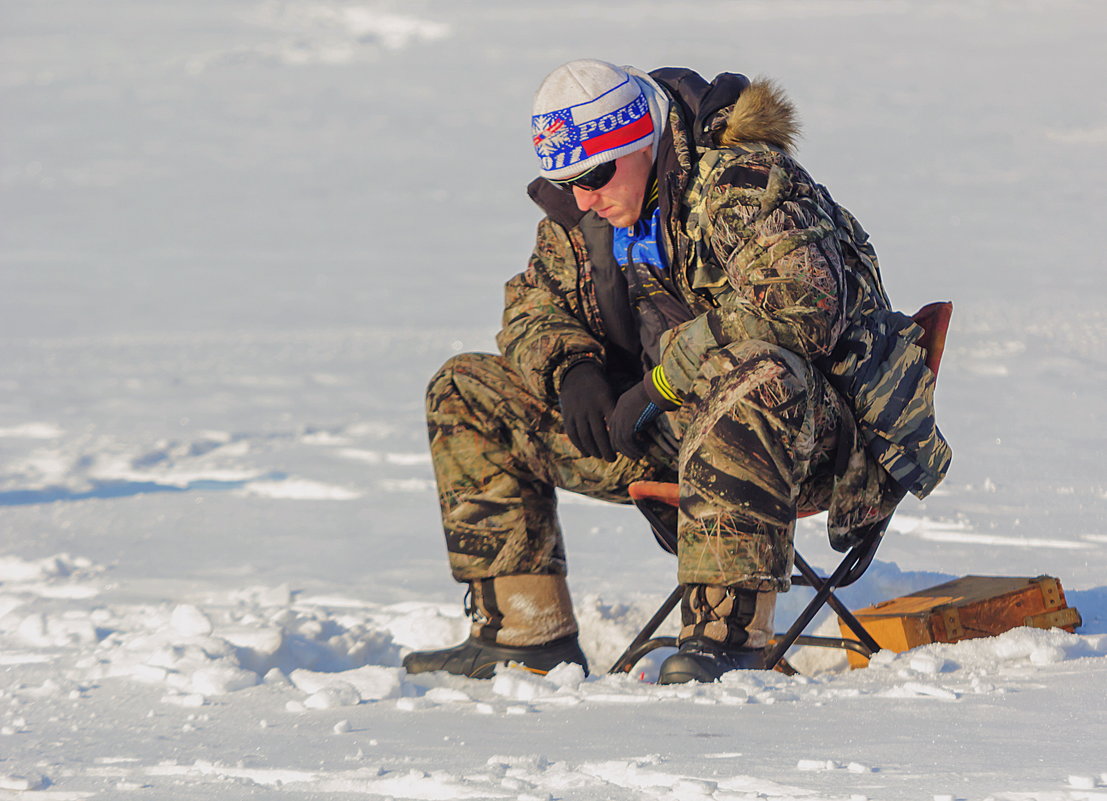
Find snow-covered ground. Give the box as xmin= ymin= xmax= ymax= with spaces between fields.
xmin=2 ymin=1 xmax=1106 ymax=798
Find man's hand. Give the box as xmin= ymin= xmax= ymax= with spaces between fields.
xmin=609 ymin=383 xmax=656 ymax=461
xmin=558 ymin=362 xmax=617 ymax=462
xmin=609 ymin=372 xmax=680 ymax=460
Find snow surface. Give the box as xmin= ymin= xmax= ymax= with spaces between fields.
xmin=2 ymin=1 xmax=1107 ymax=798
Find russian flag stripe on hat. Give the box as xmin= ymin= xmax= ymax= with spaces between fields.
xmin=532 ymin=71 xmax=655 ymax=177
xmin=581 ymin=112 xmax=653 ymax=157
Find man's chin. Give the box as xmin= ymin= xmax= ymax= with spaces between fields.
xmin=601 ymin=210 xmax=637 ymax=228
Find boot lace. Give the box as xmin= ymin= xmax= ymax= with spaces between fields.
xmin=463 ymin=586 xmax=488 ymax=626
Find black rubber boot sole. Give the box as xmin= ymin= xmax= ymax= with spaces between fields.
xmin=657 ymin=641 xmax=766 ymax=684
xmin=402 ymin=634 xmax=589 ymax=680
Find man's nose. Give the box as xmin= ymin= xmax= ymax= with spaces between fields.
xmin=572 ymin=186 xmax=597 ymax=212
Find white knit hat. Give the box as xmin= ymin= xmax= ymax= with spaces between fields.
xmin=531 ymin=59 xmax=669 ymax=180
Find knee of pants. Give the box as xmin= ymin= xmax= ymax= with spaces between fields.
xmin=695 ymin=339 xmax=812 ymax=400
xmin=425 ymin=352 xmax=499 ymax=415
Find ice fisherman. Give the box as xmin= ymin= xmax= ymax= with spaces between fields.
xmin=403 ymin=60 xmax=951 ymax=684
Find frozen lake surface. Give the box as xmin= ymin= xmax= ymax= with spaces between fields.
xmin=1 ymin=1 xmax=1105 ymax=798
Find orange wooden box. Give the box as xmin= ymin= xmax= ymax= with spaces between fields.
xmin=839 ymin=575 xmax=1082 ymax=668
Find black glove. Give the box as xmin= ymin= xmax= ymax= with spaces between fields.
xmin=609 ymin=373 xmax=680 ymax=460
xmin=558 ymin=361 xmax=617 ymax=462
xmin=609 ymin=383 xmax=664 ymax=461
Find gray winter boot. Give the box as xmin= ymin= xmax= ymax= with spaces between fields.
xmin=657 ymin=585 xmax=776 ymax=684
xmin=402 ymin=574 xmax=588 ymax=679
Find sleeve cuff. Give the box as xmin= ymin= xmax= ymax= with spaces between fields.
xmin=644 ymin=365 xmax=682 ymax=411
xmin=552 ymin=353 xmax=604 ymax=394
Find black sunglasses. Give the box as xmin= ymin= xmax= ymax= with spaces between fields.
xmin=548 ymin=159 xmax=617 ymax=193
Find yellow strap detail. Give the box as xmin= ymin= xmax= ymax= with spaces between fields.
xmin=651 ymin=365 xmax=683 ymax=406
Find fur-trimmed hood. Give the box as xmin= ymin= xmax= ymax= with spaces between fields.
xmin=718 ymin=78 xmax=801 ymax=155
xmin=648 ymin=68 xmax=801 ymax=156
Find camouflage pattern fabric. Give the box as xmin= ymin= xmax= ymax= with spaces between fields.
xmin=497 ymin=220 xmax=611 ymax=401
xmin=676 ymin=340 xmax=832 ymax=589
xmin=430 ymin=72 xmax=949 ymax=598
xmin=660 ymin=146 xmax=848 ymax=395
xmin=661 ymin=143 xmax=950 ymax=500
xmin=427 ymin=341 xmax=892 ymax=587
xmin=674 ymin=339 xmax=896 ymax=585
xmin=500 ymin=121 xmax=948 ymax=535
xmin=426 ymin=352 xmax=671 ymax=580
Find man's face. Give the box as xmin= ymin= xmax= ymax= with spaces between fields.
xmin=570 ymin=147 xmax=653 ymax=228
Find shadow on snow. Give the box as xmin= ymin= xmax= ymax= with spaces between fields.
xmin=0 ymin=475 xmax=286 ymax=507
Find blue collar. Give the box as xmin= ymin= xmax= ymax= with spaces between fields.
xmin=613 ymin=206 xmax=667 ymax=273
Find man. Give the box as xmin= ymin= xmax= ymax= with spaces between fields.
xmin=404 ymin=60 xmax=951 ymax=683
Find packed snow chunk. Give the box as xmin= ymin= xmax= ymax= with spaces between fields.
xmin=119 ymin=663 xmax=169 ymax=684
xmin=909 ymin=654 xmax=950 ymax=674
xmin=12 ymin=611 xmax=97 ymax=647
xmin=487 ymin=754 xmax=550 ymax=772
xmin=1029 ymin=645 xmax=1067 ymax=666
xmin=267 ymin=608 xmax=401 ymax=673
xmin=0 ymin=553 xmax=93 ymax=582
xmin=336 ymin=665 xmax=404 ymax=702
xmin=491 ymin=667 xmax=559 ymax=702
xmin=304 ymin=683 xmax=361 ymax=709
xmin=544 ymin=661 xmax=585 ymax=690
xmin=1068 ymin=775 xmax=1097 ymax=790
xmin=171 ymin=604 xmax=213 ymax=637
xmin=220 ymin=626 xmax=284 ymax=655
xmin=0 ymin=594 xmax=24 ymax=622
xmin=15 ymin=613 xmax=48 ymax=644
xmin=424 ymin=687 xmax=471 ymax=704
xmin=797 ymin=760 xmax=839 ymax=772
xmin=0 ymin=773 xmax=48 ymax=791
xmin=289 ymin=668 xmax=338 ymax=695
xmin=290 ymin=666 xmax=374 ymax=697
xmin=190 ymin=663 xmax=259 ymax=696
xmin=673 ymin=777 xmax=718 ymax=795
xmin=288 ymin=666 xmax=399 ymax=705
xmin=395 ymin=696 xmax=436 ymax=711
xmin=989 ymin=626 xmax=1080 ymax=666
xmin=884 ymin=682 xmax=958 ymax=701
xmin=387 ymin=603 xmax=468 ymax=652
xmin=263 ymin=668 xmax=291 ymax=686
xmin=54 ymin=617 xmax=99 ymax=645
xmin=867 ymin=649 xmax=898 ymax=669
xmin=219 ymin=625 xmax=285 ymax=674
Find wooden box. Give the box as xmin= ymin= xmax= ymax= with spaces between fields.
xmin=839 ymin=575 xmax=1082 ymax=668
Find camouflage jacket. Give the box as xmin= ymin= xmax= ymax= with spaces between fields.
xmin=497 ymin=69 xmax=951 ymax=500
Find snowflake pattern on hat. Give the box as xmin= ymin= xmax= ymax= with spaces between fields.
xmin=532 ymin=112 xmax=573 ymax=157
xmin=532 ymin=89 xmax=652 ymax=175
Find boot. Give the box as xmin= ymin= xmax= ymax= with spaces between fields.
xmin=657 ymin=585 xmax=775 ymax=684
xmin=402 ymin=574 xmax=588 ymax=679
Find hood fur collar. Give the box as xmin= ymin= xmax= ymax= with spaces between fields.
xmin=719 ymin=78 xmax=801 ymax=155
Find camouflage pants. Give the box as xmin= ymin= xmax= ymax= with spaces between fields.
xmin=426 ymin=340 xmax=892 ymax=591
